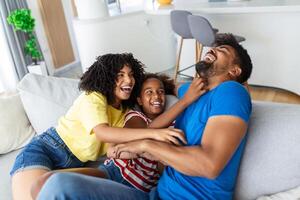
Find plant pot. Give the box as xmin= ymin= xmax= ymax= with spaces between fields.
xmin=27 ymin=61 xmax=48 ymax=76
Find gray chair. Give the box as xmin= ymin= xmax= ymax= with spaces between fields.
xmin=171 ymin=10 xmax=219 ymax=81
xmin=188 ymin=15 xmax=245 ymax=64
xmin=170 ymin=10 xmax=194 ymax=81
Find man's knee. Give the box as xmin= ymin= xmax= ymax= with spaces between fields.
xmin=31 ymin=172 xmax=54 ymax=199
xmin=37 ymin=173 xmax=80 ymax=200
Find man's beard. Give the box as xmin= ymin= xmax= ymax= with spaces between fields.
xmin=195 ymin=61 xmax=228 ymax=79
xmin=195 ymin=61 xmax=215 ymax=79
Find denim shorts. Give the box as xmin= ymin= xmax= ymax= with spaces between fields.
xmin=98 ymin=159 xmax=134 ymax=189
xmin=10 ymin=127 xmax=84 ymax=176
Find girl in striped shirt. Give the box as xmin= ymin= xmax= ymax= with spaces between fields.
xmin=102 ymin=73 xmax=175 ymax=192
xmin=102 ymin=73 xmax=206 ymax=193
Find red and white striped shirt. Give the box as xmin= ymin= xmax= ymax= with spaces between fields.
xmin=105 ymin=110 xmax=160 ymax=192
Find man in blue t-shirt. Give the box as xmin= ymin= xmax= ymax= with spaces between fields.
xmin=36 ymin=34 xmax=253 ymax=200
xmin=113 ymin=33 xmax=253 ymax=200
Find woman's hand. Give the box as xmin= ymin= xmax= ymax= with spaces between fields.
xmin=114 ymin=140 xmax=150 ymax=158
xmin=107 ymin=145 xmax=117 ymax=158
xmin=152 ymin=128 xmax=186 ymax=145
xmin=182 ymin=77 xmax=207 ymax=104
xmin=109 ymin=145 xmax=138 ymax=159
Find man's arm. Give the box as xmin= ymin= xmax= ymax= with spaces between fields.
xmin=115 ymin=115 xmax=247 ymax=179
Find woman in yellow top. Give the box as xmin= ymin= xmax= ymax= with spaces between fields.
xmin=10 ymin=53 xmax=186 ymax=200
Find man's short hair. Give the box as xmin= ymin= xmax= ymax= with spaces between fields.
xmin=214 ymin=33 xmax=253 ymax=83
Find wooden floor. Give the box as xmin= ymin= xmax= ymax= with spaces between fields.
xmin=249 ymin=85 xmax=300 ymax=105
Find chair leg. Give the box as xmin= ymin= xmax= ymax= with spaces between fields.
xmin=174 ymin=37 xmax=183 ymax=82
xmin=197 ymin=42 xmax=203 ymax=63
xmin=194 ymin=42 xmax=203 ymax=77
xmin=195 ymin=40 xmax=198 ymax=64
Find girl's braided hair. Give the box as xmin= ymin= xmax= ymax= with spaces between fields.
xmin=79 ymin=53 xmax=145 ymax=109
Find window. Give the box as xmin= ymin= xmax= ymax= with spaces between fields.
xmin=0 ymin=17 xmax=18 ymax=92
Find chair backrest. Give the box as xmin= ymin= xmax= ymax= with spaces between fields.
xmin=170 ymin=10 xmax=193 ymax=39
xmin=188 ymin=15 xmax=215 ymax=46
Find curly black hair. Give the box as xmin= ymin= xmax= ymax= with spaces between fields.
xmin=79 ymin=53 xmax=145 ymax=109
xmin=214 ymin=33 xmax=253 ymax=83
xmin=141 ymin=73 xmax=175 ymax=95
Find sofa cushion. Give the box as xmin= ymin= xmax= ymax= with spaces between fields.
xmin=0 ymin=149 xmax=22 ymax=200
xmin=0 ymin=91 xmax=35 ymax=154
xmin=256 ymin=185 xmax=300 ymax=200
xmin=165 ymin=94 xmax=178 ymax=109
xmin=17 ymin=74 xmax=81 ymax=134
xmin=234 ymin=101 xmax=300 ymax=200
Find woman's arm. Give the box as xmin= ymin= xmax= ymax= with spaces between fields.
xmin=106 ymin=116 xmax=150 ymax=159
xmin=93 ymin=122 xmax=186 ymax=145
xmin=149 ymin=77 xmax=207 ymax=128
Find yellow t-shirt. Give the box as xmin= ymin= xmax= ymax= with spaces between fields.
xmin=56 ymin=92 xmax=126 ymax=162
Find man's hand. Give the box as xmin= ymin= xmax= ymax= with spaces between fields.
xmin=182 ymin=77 xmax=207 ymax=104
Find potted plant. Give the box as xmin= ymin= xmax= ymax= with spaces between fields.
xmin=7 ymin=9 xmax=47 ymax=75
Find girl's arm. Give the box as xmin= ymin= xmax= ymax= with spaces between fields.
xmin=149 ymin=77 xmax=207 ymax=128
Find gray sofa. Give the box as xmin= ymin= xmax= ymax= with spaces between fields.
xmin=1 ymin=73 xmax=300 ymax=200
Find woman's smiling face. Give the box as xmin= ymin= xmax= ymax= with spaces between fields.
xmin=113 ymin=65 xmax=135 ymax=108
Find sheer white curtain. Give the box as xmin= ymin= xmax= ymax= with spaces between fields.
xmin=0 ymin=19 xmax=18 ymax=93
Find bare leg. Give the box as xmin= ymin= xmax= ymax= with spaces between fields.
xmin=12 ymin=169 xmax=49 ymax=200
xmin=30 ymin=168 xmax=107 ymax=200
xmin=31 ymin=172 xmax=54 ymax=200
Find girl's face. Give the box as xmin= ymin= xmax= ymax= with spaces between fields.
xmin=137 ymin=78 xmax=166 ymax=120
xmin=113 ymin=65 xmax=135 ymax=108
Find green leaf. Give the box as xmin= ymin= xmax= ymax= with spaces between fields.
xmin=7 ymin=8 xmax=42 ymax=61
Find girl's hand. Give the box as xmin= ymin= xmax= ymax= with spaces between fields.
xmin=152 ymin=128 xmax=186 ymax=145
xmin=183 ymin=77 xmax=207 ymax=104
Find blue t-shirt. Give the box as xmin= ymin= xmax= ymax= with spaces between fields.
xmin=157 ymin=81 xmax=252 ymax=200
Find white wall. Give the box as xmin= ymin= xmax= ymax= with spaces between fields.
xmin=181 ymin=11 xmax=300 ymax=95
xmin=216 ymin=12 xmax=300 ymax=95
xmin=73 ymin=11 xmax=177 ymax=73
